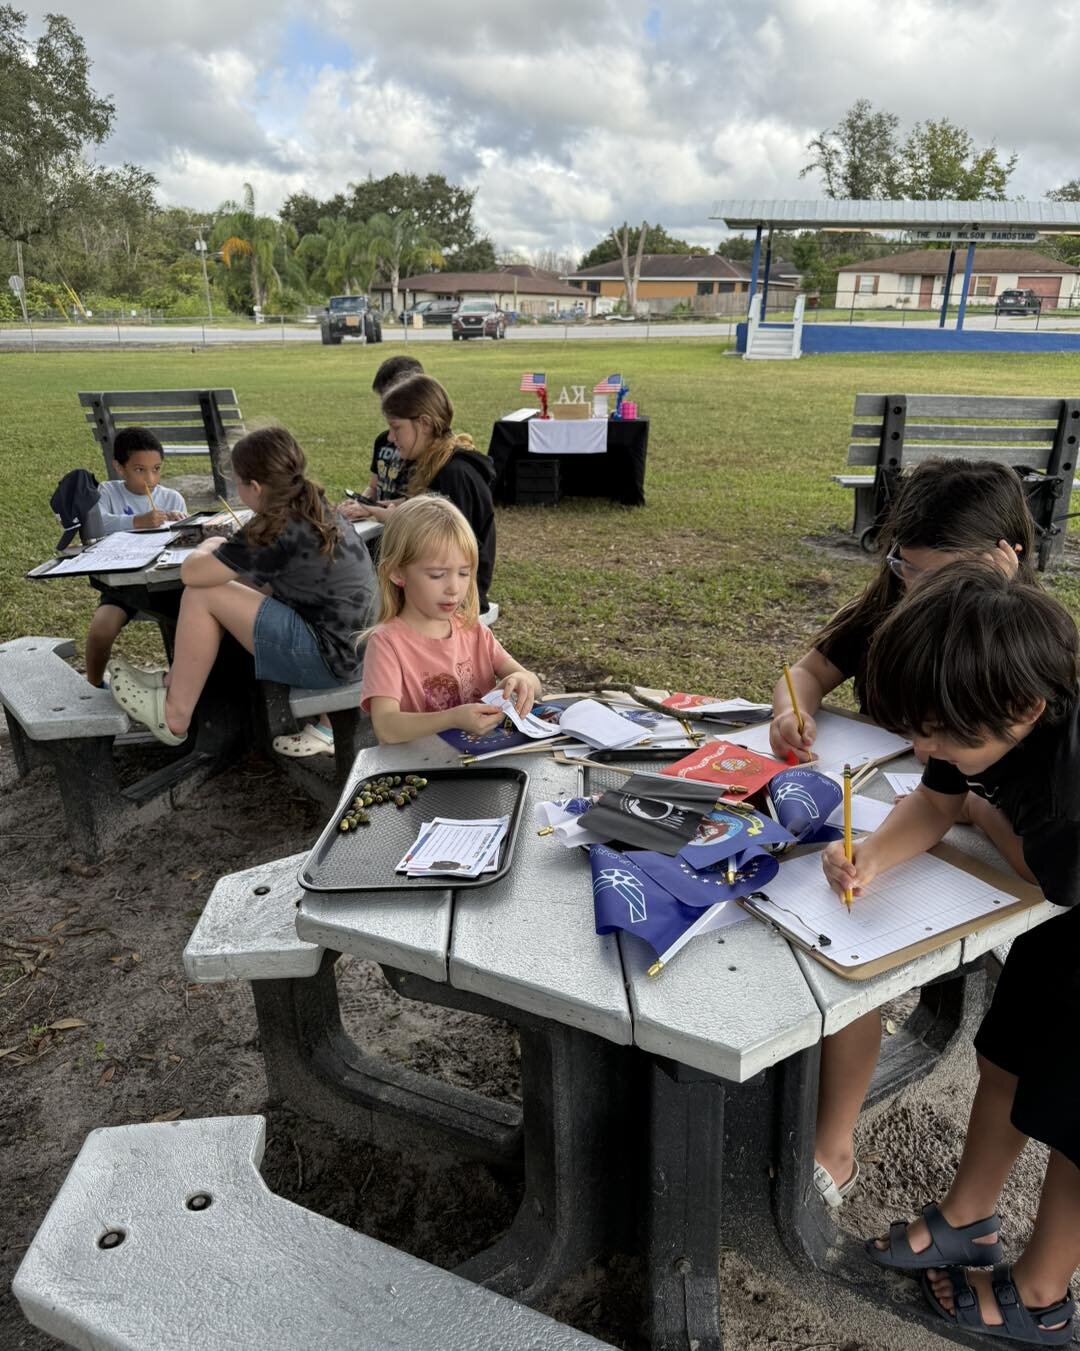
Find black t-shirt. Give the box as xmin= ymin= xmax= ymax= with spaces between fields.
xmin=921 ymin=697 xmax=1080 ymax=908
xmin=427 ymin=450 xmax=497 ymax=611
xmin=216 ymin=512 xmax=376 ymax=681
xmin=816 ymin=612 xmax=875 ymax=713
xmin=370 ymin=430 xmax=410 ymax=500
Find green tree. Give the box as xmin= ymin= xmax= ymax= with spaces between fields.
xmin=578 ymin=223 xmax=701 ymax=269
xmin=442 ymin=237 xmax=497 ymax=272
xmin=1045 ymin=181 xmax=1080 ymax=265
xmin=297 ymin=215 xmax=379 ymax=295
xmin=211 ymin=183 xmax=302 ymax=312
xmin=281 ymin=190 xmax=343 ymax=241
xmin=800 ymin=98 xmax=899 ymax=199
xmin=893 ymin=118 xmax=1016 ymax=199
xmin=347 ymin=173 xmax=477 ymax=256
xmin=368 ymin=209 xmax=443 ymax=313
xmin=0 ymin=7 xmax=115 ymax=308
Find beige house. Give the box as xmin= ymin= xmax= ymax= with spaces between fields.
xmin=835 ymin=249 xmax=1080 ymax=310
xmin=562 ymin=254 xmax=797 ymax=314
xmin=373 ymin=265 xmax=591 ymax=316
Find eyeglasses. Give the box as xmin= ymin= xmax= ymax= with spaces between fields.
xmin=885 ymin=546 xmax=925 ymax=582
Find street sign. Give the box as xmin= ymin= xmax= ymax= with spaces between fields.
xmin=909 ymin=228 xmax=1041 ymax=244
xmin=8 ymin=274 xmax=23 ymax=293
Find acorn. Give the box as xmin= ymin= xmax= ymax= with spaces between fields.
xmin=339 ymin=818 xmax=350 ymax=831
xmin=416 ymin=777 xmax=428 ymax=789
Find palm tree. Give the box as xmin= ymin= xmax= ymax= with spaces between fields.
xmin=211 ymin=183 xmax=300 ymax=311
xmin=368 ymin=210 xmax=444 ymax=314
xmin=297 ymin=216 xmax=378 ymax=296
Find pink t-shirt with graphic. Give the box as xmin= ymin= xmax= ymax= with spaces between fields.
xmin=360 ymin=615 xmax=511 ymax=713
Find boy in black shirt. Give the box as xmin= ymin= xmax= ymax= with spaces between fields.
xmin=822 ymin=563 xmax=1078 ymax=1344
xmin=342 ymin=355 xmax=423 ymax=515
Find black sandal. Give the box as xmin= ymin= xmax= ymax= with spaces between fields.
xmin=866 ymin=1202 xmax=1003 ymax=1271
xmin=922 ymin=1264 xmax=1075 ymax=1345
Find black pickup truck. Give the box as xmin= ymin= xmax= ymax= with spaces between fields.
xmin=321 ymin=295 xmax=383 ymax=344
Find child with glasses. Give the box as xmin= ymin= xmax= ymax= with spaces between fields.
xmin=766 ymin=458 xmax=1034 ymax=1215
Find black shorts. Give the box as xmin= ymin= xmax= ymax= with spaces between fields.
xmin=974 ymin=907 xmax=1080 ymax=1167
xmin=89 ymin=579 xmax=138 ymax=624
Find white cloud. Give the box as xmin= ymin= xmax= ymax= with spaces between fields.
xmin=18 ymin=0 xmax=1080 ymax=255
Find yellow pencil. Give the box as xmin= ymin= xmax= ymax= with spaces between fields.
xmin=842 ymin=762 xmax=853 ymax=913
xmin=144 ymin=484 xmax=156 ymax=516
xmin=782 ymin=662 xmax=805 ymax=739
xmin=219 ymin=497 xmax=243 ymax=527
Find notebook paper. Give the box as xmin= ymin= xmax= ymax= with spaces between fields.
xmin=727 ymin=710 xmax=911 ymax=775
xmin=37 ymin=529 xmax=176 ymax=576
xmin=748 ymin=848 xmax=1020 ymax=969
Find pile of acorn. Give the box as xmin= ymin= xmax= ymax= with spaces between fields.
xmin=338 ymin=774 xmax=429 ymax=831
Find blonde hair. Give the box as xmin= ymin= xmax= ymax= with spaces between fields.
xmin=363 ymin=496 xmax=480 ymax=636
xmin=380 ymin=373 xmax=477 ymax=494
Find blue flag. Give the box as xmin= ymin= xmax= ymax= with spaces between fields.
xmin=589 ymin=843 xmax=707 ymax=958
xmin=631 ymin=845 xmax=780 ymax=907
xmin=768 ymin=768 xmax=843 ymax=845
xmin=679 ymin=804 xmax=793 ymax=869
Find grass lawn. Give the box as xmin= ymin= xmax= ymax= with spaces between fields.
xmin=4 ymin=340 xmax=1079 ymax=701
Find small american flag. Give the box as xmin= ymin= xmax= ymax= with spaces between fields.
xmin=593 ymin=373 xmax=622 ymax=394
xmin=520 ymin=372 xmax=546 ymax=392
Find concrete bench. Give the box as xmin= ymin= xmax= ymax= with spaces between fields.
xmin=0 ymin=635 xmax=127 ymax=745
xmin=13 ymin=1114 xmax=612 ymax=1351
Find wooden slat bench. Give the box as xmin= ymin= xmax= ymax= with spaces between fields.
xmin=79 ymin=388 xmax=245 ymax=501
xmin=13 ymin=1115 xmax=612 ymax=1350
xmin=833 ymin=393 xmax=1080 ymax=567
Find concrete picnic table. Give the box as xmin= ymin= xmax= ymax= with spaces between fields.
xmin=254 ymin=736 xmax=1053 ymax=1351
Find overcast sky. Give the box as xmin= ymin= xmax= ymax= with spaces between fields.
xmin=27 ymin=0 xmax=1080 ymax=257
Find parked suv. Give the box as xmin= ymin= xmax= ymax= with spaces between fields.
xmin=321 ymin=295 xmax=383 ymax=344
xmin=995 ymin=288 xmax=1042 ymax=317
xmin=400 ymin=299 xmax=458 ymax=325
xmin=452 ymin=299 xmax=507 ymax=340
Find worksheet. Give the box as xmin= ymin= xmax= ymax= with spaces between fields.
xmin=727 ymin=710 xmax=911 ymax=775
xmin=746 ymin=848 xmax=1021 ymax=968
xmin=885 ymin=772 xmax=923 ymax=797
xmin=35 ymin=529 xmax=176 ymax=576
xmin=396 ymin=816 xmax=509 ymax=878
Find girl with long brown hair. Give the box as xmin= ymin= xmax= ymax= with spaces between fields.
xmin=108 ymin=426 xmax=376 ymax=746
xmin=358 ymin=375 xmax=497 ymax=612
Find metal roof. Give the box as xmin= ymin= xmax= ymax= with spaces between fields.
xmin=711 ymin=200 xmax=1080 ymax=232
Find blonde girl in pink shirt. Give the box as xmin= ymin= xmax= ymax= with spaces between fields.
xmin=360 ymin=496 xmax=541 ymax=744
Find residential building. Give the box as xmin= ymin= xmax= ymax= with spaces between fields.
xmin=835 ymin=249 xmax=1080 ymax=310
xmin=562 ymin=254 xmax=797 ymax=314
xmin=372 ymin=265 xmax=591 ymax=317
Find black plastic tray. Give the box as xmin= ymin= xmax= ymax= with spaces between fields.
xmin=298 ymin=766 xmax=530 ymax=893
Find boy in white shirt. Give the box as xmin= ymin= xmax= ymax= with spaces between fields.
xmin=86 ymin=428 xmax=187 ymax=686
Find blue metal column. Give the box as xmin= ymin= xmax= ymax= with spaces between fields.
xmin=760 ymin=227 xmax=774 ymax=317
xmin=747 ymin=226 xmax=763 ymax=310
xmin=938 ymin=247 xmax=957 ymax=327
xmin=955 ymin=241 xmax=977 ymax=330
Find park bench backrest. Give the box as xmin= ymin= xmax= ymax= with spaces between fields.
xmin=848 ymin=393 xmax=1080 ymax=570
xmin=78 ymin=388 xmax=245 ymax=501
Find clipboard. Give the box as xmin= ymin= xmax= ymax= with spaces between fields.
xmin=727 ymin=703 xmax=912 ymax=775
xmin=738 ymin=840 xmax=1044 ymax=981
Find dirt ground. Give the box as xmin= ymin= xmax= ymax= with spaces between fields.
xmin=0 ymin=729 xmax=1073 ymax=1350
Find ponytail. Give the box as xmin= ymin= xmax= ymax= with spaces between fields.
xmin=231 ymin=426 xmax=340 ymax=556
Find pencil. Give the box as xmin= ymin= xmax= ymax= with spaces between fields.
xmin=782 ymin=662 xmax=805 ymax=739
xmin=842 ymin=762 xmax=853 ymax=913
xmin=144 ymin=484 xmax=156 ymax=516
xmin=219 ymin=497 xmax=244 ymax=527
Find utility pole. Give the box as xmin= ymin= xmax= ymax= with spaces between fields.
xmin=194 ymin=224 xmax=213 ymax=320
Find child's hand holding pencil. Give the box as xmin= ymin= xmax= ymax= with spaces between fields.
xmin=821 ymin=837 xmax=879 ymax=902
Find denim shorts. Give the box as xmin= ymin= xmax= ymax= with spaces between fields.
xmin=252 ymin=596 xmax=339 ymax=687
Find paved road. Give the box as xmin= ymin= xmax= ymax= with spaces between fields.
xmin=4 ymin=314 xmax=1079 ymax=348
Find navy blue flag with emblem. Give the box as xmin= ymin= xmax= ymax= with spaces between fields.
xmin=630 ymin=845 xmax=780 ymax=908
xmin=678 ymin=803 xmax=793 ymax=870
xmin=768 ymin=768 xmax=843 ymax=845
xmin=589 ymin=843 xmax=712 ymax=957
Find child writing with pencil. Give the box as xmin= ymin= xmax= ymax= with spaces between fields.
xmin=85 ymin=427 xmax=187 ymax=688
xmin=107 ymin=427 xmax=376 ymax=744
xmin=822 ymin=564 xmax=1079 ymax=1345
xmin=359 ymin=496 xmax=540 ymax=745
xmin=767 ymin=460 xmax=1036 ymax=1214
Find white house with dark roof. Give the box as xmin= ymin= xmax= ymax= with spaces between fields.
xmin=836 ymin=248 xmax=1080 ymax=310
xmin=562 ymin=254 xmax=797 ymax=314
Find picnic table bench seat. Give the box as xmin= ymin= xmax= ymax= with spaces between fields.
xmin=79 ymin=388 xmax=244 ymax=501
xmin=13 ymin=1114 xmax=613 ymax=1351
xmin=835 ymin=393 xmax=1080 ymax=567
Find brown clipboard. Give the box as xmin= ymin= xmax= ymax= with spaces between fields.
xmin=739 ymin=841 xmax=1046 ymax=981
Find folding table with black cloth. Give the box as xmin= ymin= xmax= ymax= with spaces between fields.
xmin=489 ymin=416 xmax=648 ymax=506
